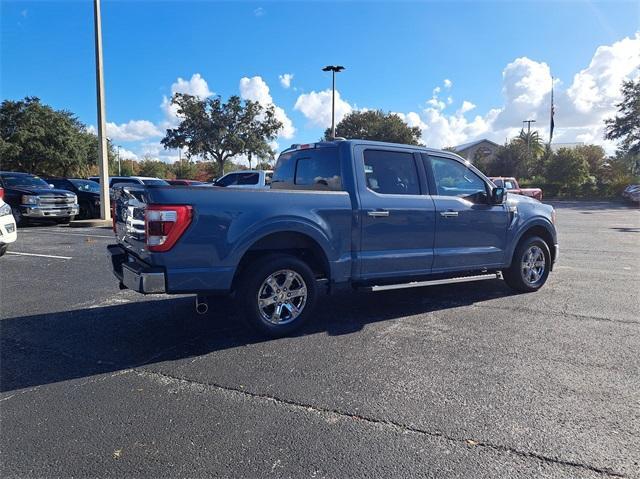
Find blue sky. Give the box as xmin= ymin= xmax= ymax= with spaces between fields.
xmin=2 ymin=1 xmax=639 ymax=161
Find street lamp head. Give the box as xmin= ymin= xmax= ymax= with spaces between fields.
xmin=322 ymin=65 xmax=345 ymax=72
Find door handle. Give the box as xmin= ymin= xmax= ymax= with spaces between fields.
xmin=440 ymin=211 xmax=459 ymax=218
xmin=367 ymin=210 xmax=390 ymax=217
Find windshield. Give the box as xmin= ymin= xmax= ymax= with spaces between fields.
xmin=1 ymin=174 xmax=50 ymax=188
xmin=141 ymin=179 xmax=169 ymax=186
xmin=69 ymin=179 xmax=100 ymax=193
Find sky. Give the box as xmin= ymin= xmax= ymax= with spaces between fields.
xmin=2 ymin=0 xmax=639 ymax=163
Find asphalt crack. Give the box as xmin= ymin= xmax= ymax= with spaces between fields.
xmin=136 ymin=368 xmax=626 ymax=478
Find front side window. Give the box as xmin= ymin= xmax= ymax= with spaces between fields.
xmin=427 ymin=156 xmax=487 ymax=200
xmin=363 ymin=150 xmax=420 ymax=195
xmin=504 ymin=180 xmax=516 ymax=190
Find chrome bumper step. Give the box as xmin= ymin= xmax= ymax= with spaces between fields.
xmin=361 ymin=272 xmax=502 ymax=292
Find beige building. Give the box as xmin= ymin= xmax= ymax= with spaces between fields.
xmin=453 ymin=139 xmax=500 ymax=164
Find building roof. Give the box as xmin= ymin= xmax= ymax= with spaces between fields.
xmin=453 ymin=139 xmax=500 ymax=152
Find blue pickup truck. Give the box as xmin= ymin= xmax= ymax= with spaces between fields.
xmin=108 ymin=139 xmax=558 ymax=336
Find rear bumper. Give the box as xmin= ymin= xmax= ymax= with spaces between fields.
xmin=107 ymin=244 xmax=166 ymax=293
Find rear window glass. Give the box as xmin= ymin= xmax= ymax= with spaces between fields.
xmin=141 ymin=179 xmax=169 ymax=186
xmin=272 ymin=147 xmax=341 ymax=190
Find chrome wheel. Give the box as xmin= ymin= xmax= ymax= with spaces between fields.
xmin=257 ymin=269 xmax=307 ymax=325
xmin=521 ymin=245 xmax=546 ymax=285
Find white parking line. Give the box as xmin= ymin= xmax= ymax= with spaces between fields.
xmin=20 ymin=230 xmax=113 ymax=239
xmin=6 ymin=251 xmax=72 ymax=260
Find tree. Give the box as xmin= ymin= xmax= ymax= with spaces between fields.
xmin=486 ymin=140 xmax=529 ymax=178
xmin=573 ymin=145 xmax=606 ymax=175
xmin=0 ymin=97 xmax=104 ymax=177
xmin=137 ymin=155 xmax=169 ymax=178
xmin=241 ymin=102 xmax=281 ymax=169
xmin=605 ymin=78 xmax=640 ymax=156
xmin=171 ymin=158 xmax=198 ymax=179
xmin=161 ymin=94 xmax=281 ymax=174
xmin=545 ymin=147 xmax=590 ymax=195
xmin=323 ymin=110 xmax=422 ymax=145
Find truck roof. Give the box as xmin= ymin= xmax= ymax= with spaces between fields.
xmin=282 ymin=139 xmax=464 ymax=158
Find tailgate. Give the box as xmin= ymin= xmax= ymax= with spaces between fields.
xmin=112 ymin=185 xmax=148 ymax=257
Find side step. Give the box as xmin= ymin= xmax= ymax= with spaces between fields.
xmin=360 ymin=272 xmax=502 ymax=292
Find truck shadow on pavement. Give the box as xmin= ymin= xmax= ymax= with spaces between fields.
xmin=1 ymin=280 xmax=516 ymax=393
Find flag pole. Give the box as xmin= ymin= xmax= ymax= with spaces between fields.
xmin=549 ymin=76 xmax=555 ymax=147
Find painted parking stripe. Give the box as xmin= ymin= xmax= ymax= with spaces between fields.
xmin=21 ymin=230 xmax=113 ymax=239
xmin=6 ymin=251 xmax=72 ymax=260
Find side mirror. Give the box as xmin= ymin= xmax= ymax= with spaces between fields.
xmin=491 ymin=186 xmax=506 ymax=204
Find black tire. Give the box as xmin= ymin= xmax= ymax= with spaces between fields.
xmin=238 ymin=254 xmax=317 ymax=337
xmin=0 ymin=244 xmax=7 ymax=257
xmin=503 ymin=236 xmax=551 ymax=293
xmin=11 ymin=207 xmax=25 ymax=227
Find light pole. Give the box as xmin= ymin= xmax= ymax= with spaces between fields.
xmin=523 ymin=119 xmax=536 ymax=161
xmin=93 ymin=0 xmax=110 ymax=220
xmin=322 ymin=65 xmax=345 ymax=139
xmin=116 ymin=145 xmax=121 ymax=176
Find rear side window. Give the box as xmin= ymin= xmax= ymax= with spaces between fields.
xmin=237 ymin=173 xmax=259 ymax=185
xmin=216 ymin=174 xmax=238 ymax=187
xmin=363 ymin=150 xmax=420 ymax=195
xmin=272 ymin=147 xmax=341 ymax=190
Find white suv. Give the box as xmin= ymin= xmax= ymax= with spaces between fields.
xmin=0 ymin=188 xmax=17 ymax=257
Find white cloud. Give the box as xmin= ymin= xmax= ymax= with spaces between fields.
xmin=106 ymin=120 xmax=162 ymax=141
xmin=294 ymin=89 xmax=353 ymax=128
xmin=458 ymin=101 xmax=476 ymax=115
xmin=161 ymin=73 xmax=213 ymax=124
xmin=116 ymin=147 xmax=138 ymax=161
xmin=279 ymin=73 xmax=294 ymax=89
xmin=239 ymin=76 xmax=296 ymax=139
xmin=254 ymin=7 xmax=265 ymax=17
xmin=396 ymin=33 xmax=640 ymax=152
xmin=444 ymin=79 xmax=452 ymax=89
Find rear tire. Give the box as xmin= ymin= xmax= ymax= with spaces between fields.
xmin=238 ymin=254 xmax=317 ymax=337
xmin=503 ymin=236 xmax=551 ymax=292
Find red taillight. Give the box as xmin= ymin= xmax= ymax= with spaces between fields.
xmin=0 ymin=188 xmax=4 ymax=200
xmin=145 ymin=205 xmax=192 ymax=252
xmin=111 ymin=204 xmax=116 ymax=232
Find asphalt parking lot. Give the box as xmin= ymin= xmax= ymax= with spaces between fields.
xmin=1 ymin=201 xmax=639 ymax=478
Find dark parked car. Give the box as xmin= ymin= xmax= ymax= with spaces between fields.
xmin=0 ymin=172 xmax=79 ymax=225
xmin=46 ymin=177 xmax=101 ymax=219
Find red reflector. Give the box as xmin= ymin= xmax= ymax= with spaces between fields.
xmin=145 ymin=205 xmax=192 ymax=252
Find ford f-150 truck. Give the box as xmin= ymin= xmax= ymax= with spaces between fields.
xmin=108 ymin=140 xmax=558 ymax=336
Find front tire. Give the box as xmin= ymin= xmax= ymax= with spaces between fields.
xmin=238 ymin=254 xmax=317 ymax=337
xmin=503 ymin=236 xmax=551 ymax=292
xmin=0 ymin=244 xmax=7 ymax=257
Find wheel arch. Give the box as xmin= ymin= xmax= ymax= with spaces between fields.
xmin=231 ymin=230 xmax=331 ymax=291
xmin=509 ymin=221 xmax=556 ymax=267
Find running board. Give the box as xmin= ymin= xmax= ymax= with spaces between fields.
xmin=361 ymin=272 xmax=502 ymax=292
